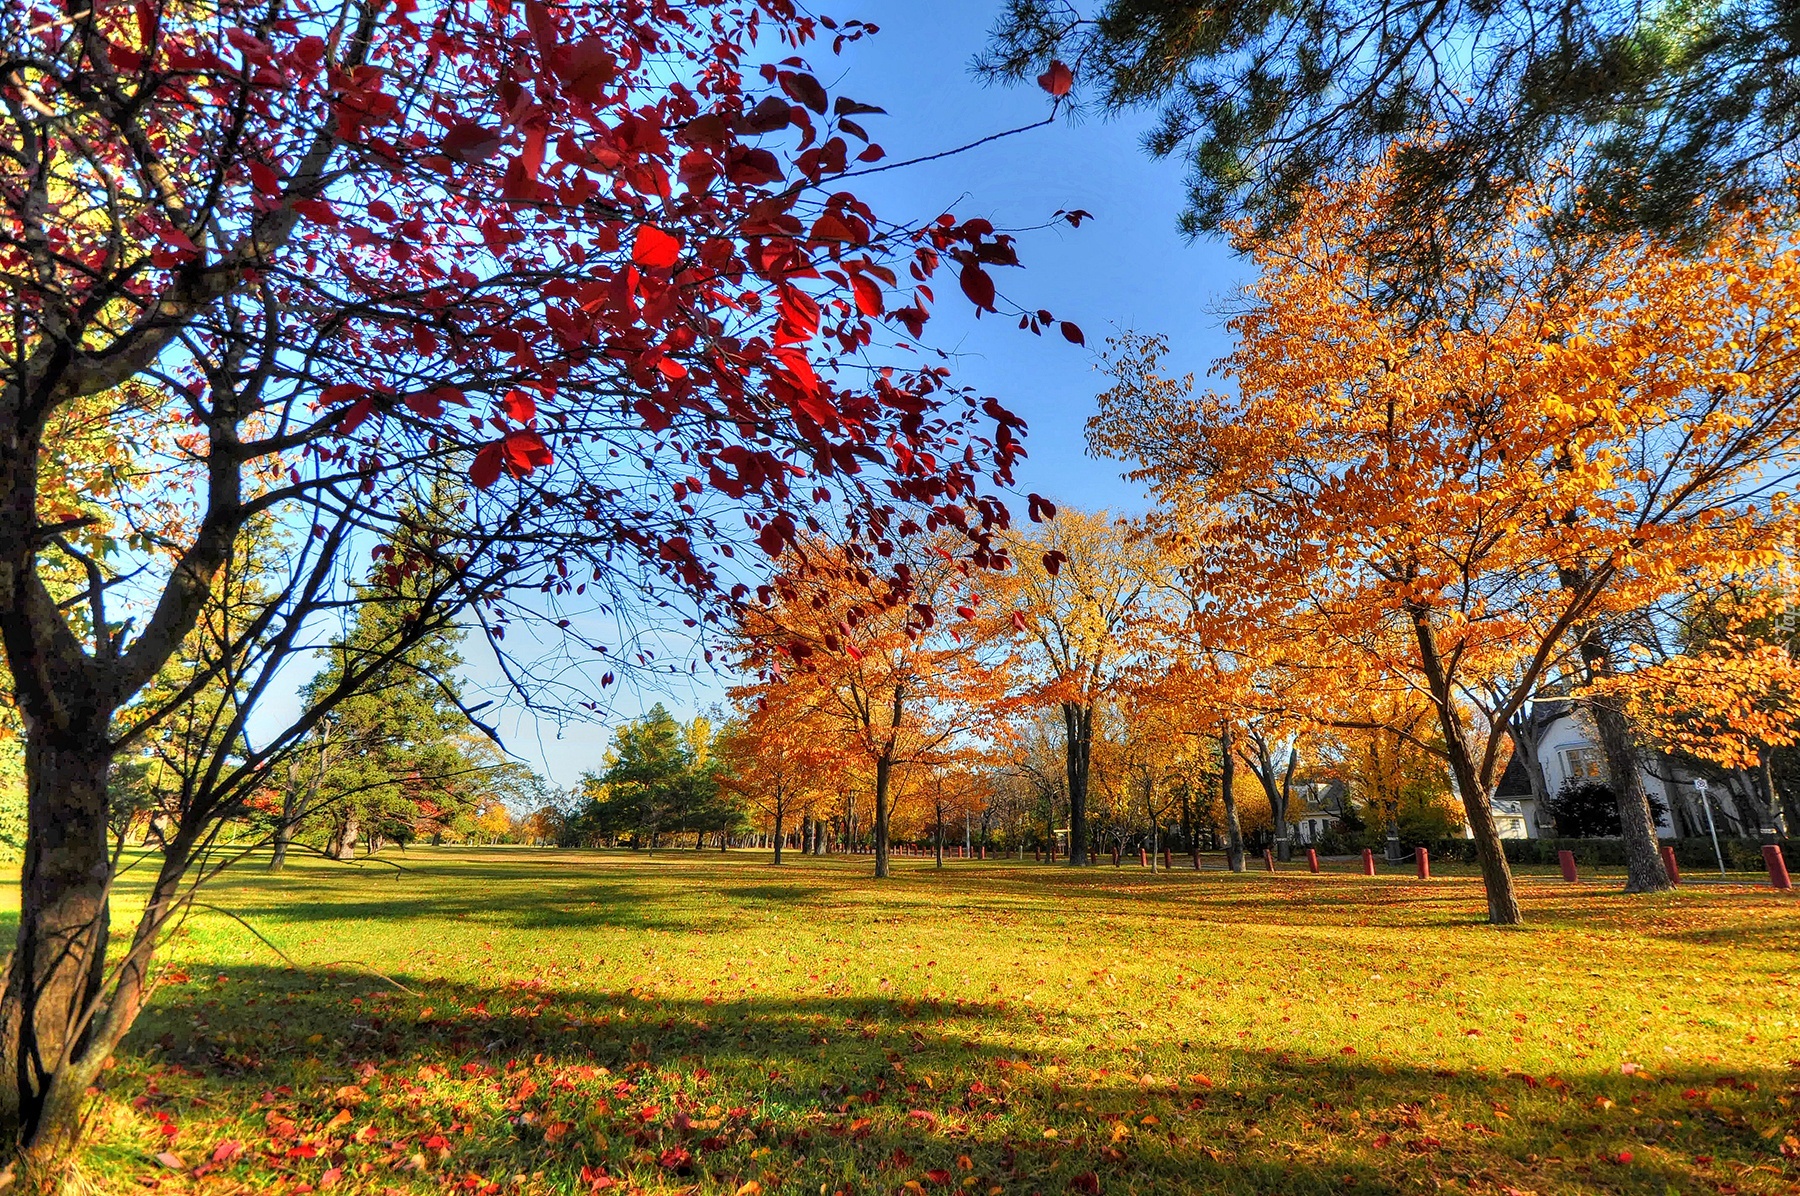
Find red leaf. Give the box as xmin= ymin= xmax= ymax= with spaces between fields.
xmin=502 ymin=429 xmax=554 ymax=476
xmin=1038 ymin=60 xmax=1073 ymax=97
xmin=500 ymin=389 xmax=537 ymax=423
xmin=1011 ymin=610 xmax=1027 ymax=632
xmin=1060 ymin=321 xmax=1085 ymax=346
xmin=923 ymin=1170 xmax=952 ymax=1186
xmin=955 ymin=605 xmax=976 ymax=621
xmin=1042 ymin=550 xmax=1065 ymax=577
xmin=779 ymin=71 xmax=829 ymax=114
xmin=470 ymin=443 xmax=505 ymax=489
xmin=850 ymin=274 xmax=884 ymax=317
xmin=441 ymin=122 xmax=503 ymax=163
xmin=402 ymin=391 xmax=443 ymax=419
xmin=336 ymin=398 xmax=375 ymax=434
xmin=1069 ymin=1172 xmax=1099 ymax=1195
xmin=959 ymin=263 xmax=996 ymax=312
xmin=249 ymin=161 xmax=281 ymax=197
xmin=559 ymin=38 xmax=616 ymax=102
xmin=154 ymin=1152 xmax=185 ymax=1170
xmin=211 ymin=1140 xmax=244 ymax=1164
xmin=633 ymin=225 xmax=683 ymax=270
xmin=524 ymin=0 xmax=559 ymax=60
xmin=1028 ymin=493 xmax=1056 ymax=522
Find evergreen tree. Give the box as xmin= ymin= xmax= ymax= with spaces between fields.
xmin=272 ymin=577 xmax=481 ymax=867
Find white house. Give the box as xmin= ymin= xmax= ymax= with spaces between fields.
xmin=1495 ymin=702 xmax=1755 ymax=839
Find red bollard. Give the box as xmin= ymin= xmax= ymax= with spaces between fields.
xmin=1192 ymin=850 xmax=1202 ymax=871
xmin=1263 ymin=848 xmax=1276 ymax=872
xmin=1163 ymin=847 xmax=1173 ymax=870
xmin=1661 ymin=846 xmax=1680 ymax=885
xmin=1361 ymin=848 xmax=1376 ymax=876
xmin=1307 ymin=849 xmax=1320 ymax=874
xmin=1112 ymin=847 xmax=1120 ymax=867
xmin=1764 ymin=845 xmax=1793 ymax=891
xmin=1034 ymin=848 xmax=1040 ymax=862
xmin=1558 ymin=849 xmax=1578 ymax=882
xmin=980 ymin=846 xmax=987 ymax=860
xmin=1139 ymin=847 xmax=1149 ymax=868
xmin=1415 ymin=847 xmax=1430 ymax=880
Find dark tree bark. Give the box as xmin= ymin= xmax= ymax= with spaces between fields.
xmin=1585 ymin=692 xmax=1671 ymax=889
xmin=873 ymin=754 xmax=893 ymax=879
xmin=1062 ymin=702 xmax=1094 ymax=865
xmin=1409 ymin=608 xmax=1523 ymax=924
xmin=1576 ymin=637 xmax=1672 ymax=893
xmin=1503 ymin=706 xmax=1552 ymax=814
xmin=1242 ymin=732 xmax=1299 ymax=860
xmin=0 ymin=730 xmax=112 ymax=1156
xmin=870 ymin=683 xmax=902 ymax=879
xmin=1219 ymin=724 xmax=1246 ymax=873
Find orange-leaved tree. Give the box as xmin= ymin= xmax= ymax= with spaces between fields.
xmin=1603 ymin=584 xmax=1800 ymax=831
xmin=734 ymin=537 xmax=1013 ymax=877
xmin=1091 ymin=161 xmax=1800 ymax=923
xmin=998 ymin=508 xmax=1153 ymax=866
xmin=716 ymin=684 xmax=838 ymax=865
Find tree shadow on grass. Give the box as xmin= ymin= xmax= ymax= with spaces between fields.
xmin=99 ymin=964 xmax=1800 ymax=1196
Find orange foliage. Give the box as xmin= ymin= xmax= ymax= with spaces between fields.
xmin=1090 ymin=157 xmax=1800 ymax=921
xmin=733 ymin=537 xmax=1014 ymax=873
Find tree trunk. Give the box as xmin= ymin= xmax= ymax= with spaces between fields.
xmin=873 ymin=755 xmax=892 ymax=879
xmin=328 ymin=808 xmax=360 ymax=861
xmin=1761 ymin=749 xmax=1791 ymax=838
xmin=1504 ymin=709 xmax=1552 ymax=814
xmin=1408 ymin=608 xmax=1523 ymax=923
xmin=269 ymin=810 xmax=295 ymax=872
xmin=1145 ymin=782 xmax=1158 ymax=873
xmin=772 ymin=801 xmax=784 ymax=865
xmin=1583 ymin=693 xmax=1671 ymax=889
xmin=0 ymin=730 xmax=114 ymax=1164
xmin=1063 ymin=702 xmax=1092 ymax=865
xmin=1245 ymin=736 xmax=1298 ymax=861
xmin=1219 ymin=724 xmax=1246 ymax=873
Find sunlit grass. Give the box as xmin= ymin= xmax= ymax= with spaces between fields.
xmin=45 ymin=847 xmax=1800 ymax=1194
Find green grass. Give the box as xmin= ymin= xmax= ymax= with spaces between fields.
xmin=49 ymin=847 xmax=1800 ymax=1194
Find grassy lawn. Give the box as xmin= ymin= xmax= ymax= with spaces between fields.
xmin=43 ymin=848 xmax=1800 ymax=1195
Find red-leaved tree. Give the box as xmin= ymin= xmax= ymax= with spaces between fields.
xmin=0 ymin=0 xmax=1078 ymax=1168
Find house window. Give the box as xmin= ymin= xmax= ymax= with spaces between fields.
xmin=1560 ymin=747 xmax=1607 ymax=784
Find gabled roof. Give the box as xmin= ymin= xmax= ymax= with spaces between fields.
xmin=1495 ymin=751 xmax=1534 ymax=797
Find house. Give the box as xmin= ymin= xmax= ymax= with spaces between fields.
xmin=1494 ymin=701 xmax=1756 ymax=839
xmin=1289 ymin=778 xmax=1346 ymax=845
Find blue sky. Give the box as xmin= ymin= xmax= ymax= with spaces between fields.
xmin=479 ymin=1 xmax=1251 ymax=787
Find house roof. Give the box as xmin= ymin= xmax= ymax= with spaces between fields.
xmin=1494 ymin=751 xmax=1533 ymax=797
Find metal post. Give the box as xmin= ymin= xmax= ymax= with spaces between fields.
xmin=1696 ymin=778 xmax=1726 ymax=879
